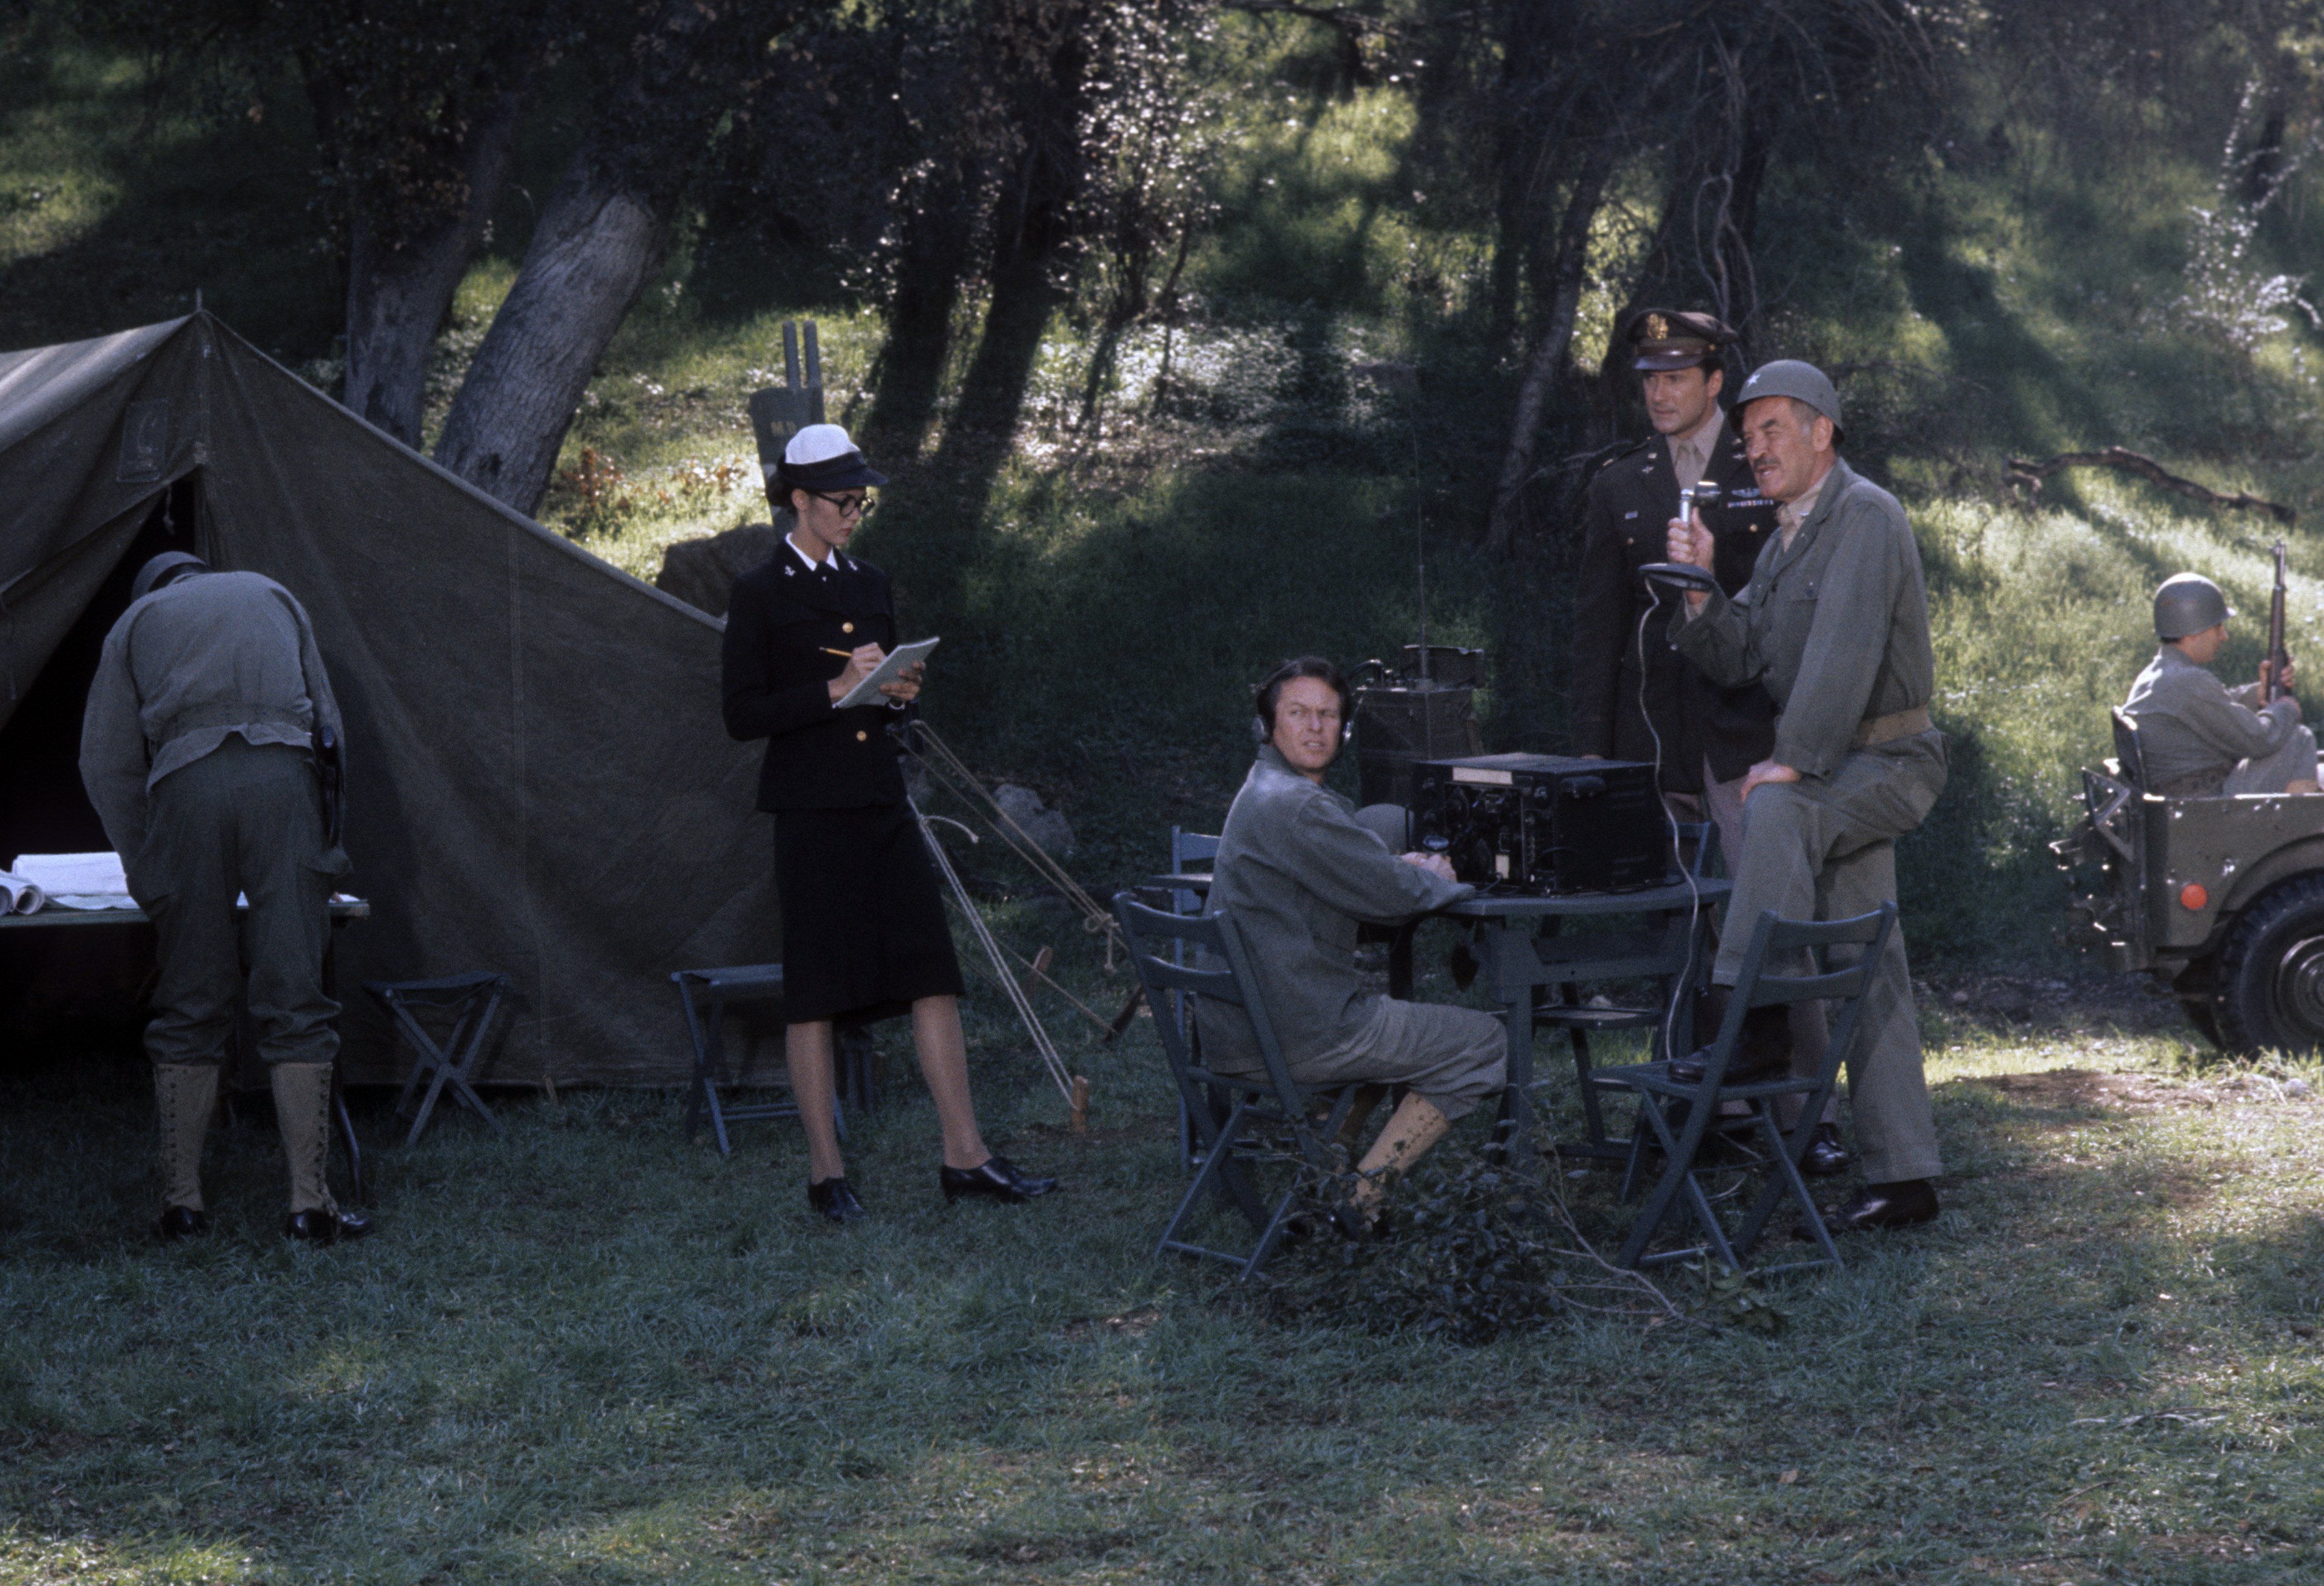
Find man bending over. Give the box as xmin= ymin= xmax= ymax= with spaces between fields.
xmin=1202 ymin=657 xmax=1506 ymax=1227
xmin=2125 ymin=573 xmax=2318 ymax=797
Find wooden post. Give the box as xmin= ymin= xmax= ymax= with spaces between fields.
xmin=1069 ymin=1076 xmax=1091 ymax=1134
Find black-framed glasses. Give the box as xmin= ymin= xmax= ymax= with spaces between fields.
xmin=806 ymin=490 xmax=876 ymax=518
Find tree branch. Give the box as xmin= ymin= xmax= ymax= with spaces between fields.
xmin=2006 ymin=447 xmax=2296 ymax=524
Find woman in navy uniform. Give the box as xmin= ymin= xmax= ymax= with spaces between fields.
xmin=722 ymin=424 xmax=1057 ymax=1222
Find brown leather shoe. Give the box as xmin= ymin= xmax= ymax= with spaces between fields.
xmin=1800 ymin=1123 xmax=1851 ymax=1178
xmin=284 ymin=1208 xmax=374 ymax=1243
xmin=1821 ymin=1178 xmax=1938 ymax=1232
xmin=1667 ymin=1002 xmax=1791 ymax=1086
xmin=1666 ymin=1041 xmax=1789 ymax=1086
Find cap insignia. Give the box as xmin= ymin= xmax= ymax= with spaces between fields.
xmin=1644 ymin=313 xmax=1670 ymax=342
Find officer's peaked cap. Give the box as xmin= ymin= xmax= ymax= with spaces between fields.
xmin=131 ymin=552 xmax=208 ymax=603
xmin=770 ymin=423 xmax=888 ymax=495
xmin=1735 ymin=360 xmax=1844 ymax=444
xmin=1627 ymin=308 xmax=1733 ymax=372
xmin=2154 ymin=573 xmax=2234 ymax=641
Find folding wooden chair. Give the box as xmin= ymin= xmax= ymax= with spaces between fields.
xmin=1590 ymin=902 xmax=1898 ymax=1273
xmin=1114 ymin=892 xmax=1360 ymax=1281
xmin=1164 ymin=827 xmax=1224 ymax=1173
xmin=670 ymin=964 xmax=876 ymax=1155
xmin=1530 ymin=820 xmax=1720 ymax=1157
xmin=364 ymin=972 xmax=511 ymax=1147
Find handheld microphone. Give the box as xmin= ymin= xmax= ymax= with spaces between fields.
xmin=1642 ymin=477 xmax=1723 ymax=593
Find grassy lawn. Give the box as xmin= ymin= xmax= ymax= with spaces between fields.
xmin=6 ymin=963 xmax=2324 ymax=1584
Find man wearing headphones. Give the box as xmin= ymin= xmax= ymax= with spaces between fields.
xmin=1202 ymin=657 xmax=1507 ymax=1228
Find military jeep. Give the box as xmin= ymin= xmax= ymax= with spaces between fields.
xmin=2055 ymin=709 xmax=2324 ymax=1051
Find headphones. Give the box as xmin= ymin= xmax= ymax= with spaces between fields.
xmin=1251 ymin=657 xmax=1357 ymax=746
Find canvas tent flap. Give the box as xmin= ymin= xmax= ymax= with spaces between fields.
xmin=0 ymin=313 xmax=782 ymax=1084
xmin=0 ymin=320 xmax=209 ymax=732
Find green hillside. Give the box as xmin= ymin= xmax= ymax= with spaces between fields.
xmin=9 ymin=9 xmax=2324 ymax=968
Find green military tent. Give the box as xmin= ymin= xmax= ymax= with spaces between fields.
xmin=0 ymin=313 xmax=780 ymax=1083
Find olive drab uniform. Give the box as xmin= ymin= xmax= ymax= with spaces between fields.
xmin=2124 ymin=646 xmax=2320 ymax=796
xmin=1569 ymin=413 xmax=1780 ymax=793
xmin=1202 ymin=745 xmax=1506 ymax=1118
xmin=80 ymin=569 xmax=351 ymax=1225
xmin=1670 ymin=457 xmax=1946 ymax=1186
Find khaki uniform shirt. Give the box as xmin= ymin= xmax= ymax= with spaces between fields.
xmin=1201 ymin=745 xmax=1472 ymax=1068
xmin=1668 ymin=408 xmax=1725 ymax=496
xmin=2123 ymin=644 xmax=2300 ymax=793
xmin=1670 ymin=457 xmax=1934 ymax=778
xmin=80 ymin=571 xmax=343 ymax=861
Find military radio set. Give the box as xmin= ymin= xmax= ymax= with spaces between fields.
xmin=1411 ymin=753 xmax=1666 ymax=894
xmin=1348 ymin=365 xmax=1675 ymax=894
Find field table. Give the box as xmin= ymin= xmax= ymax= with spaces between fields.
xmin=1439 ymin=878 xmax=1729 ymax=1171
xmin=1 ymin=898 xmax=375 ymax=1201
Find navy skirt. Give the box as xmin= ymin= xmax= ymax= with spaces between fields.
xmin=774 ymin=803 xmax=964 ymax=1024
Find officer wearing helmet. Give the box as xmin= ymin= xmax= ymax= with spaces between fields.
xmin=80 ymin=552 xmax=368 ymax=1244
xmin=1663 ymin=359 xmax=1947 ymax=1235
xmin=2123 ymin=573 xmax=2319 ymax=797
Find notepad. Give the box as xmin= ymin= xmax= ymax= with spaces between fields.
xmin=835 ymin=636 xmax=940 ymax=711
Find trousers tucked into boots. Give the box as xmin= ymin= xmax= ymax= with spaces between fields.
xmin=270 ymin=1063 xmax=339 ymax=1216
xmin=154 ymin=1061 xmax=220 ymax=1212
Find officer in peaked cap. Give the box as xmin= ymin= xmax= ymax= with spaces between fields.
xmin=1571 ymin=320 xmax=1845 ymax=1175
xmin=1663 ymin=357 xmax=1948 ymax=1236
xmin=80 ymin=552 xmax=368 ymax=1244
xmin=2123 ymin=572 xmax=2318 ymax=797
xmin=1570 ymin=310 xmax=1781 ymax=856
xmin=721 ymin=424 xmax=1057 ymax=1225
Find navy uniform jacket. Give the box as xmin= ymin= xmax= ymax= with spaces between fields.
xmin=1568 ymin=416 xmax=1779 ymax=789
xmin=721 ymin=547 xmax=912 ymax=811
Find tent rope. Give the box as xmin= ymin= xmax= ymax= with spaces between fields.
xmin=903 ymin=723 xmax=1124 ymax=959
xmin=911 ymin=798 xmax=1076 ymax=1105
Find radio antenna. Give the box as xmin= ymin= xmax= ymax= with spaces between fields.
xmin=1408 ymin=368 xmax=1430 ymax=683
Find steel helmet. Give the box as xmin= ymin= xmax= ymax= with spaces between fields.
xmin=130 ymin=552 xmax=208 ymax=603
xmin=1734 ymin=360 xmax=1844 ymax=446
xmin=2153 ymin=573 xmax=2233 ymax=640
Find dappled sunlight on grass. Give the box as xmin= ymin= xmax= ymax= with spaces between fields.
xmin=9 ymin=970 xmax=2324 ymax=1580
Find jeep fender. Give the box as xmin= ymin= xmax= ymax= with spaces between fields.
xmin=2221 ymin=836 xmax=2324 ymax=922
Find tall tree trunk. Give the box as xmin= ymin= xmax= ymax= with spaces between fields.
xmin=430 ymin=159 xmax=667 ymax=511
xmin=341 ymin=90 xmax=524 ymax=447
xmin=1484 ymin=140 xmax=1614 ymax=558
xmin=434 ymin=0 xmax=772 ymax=515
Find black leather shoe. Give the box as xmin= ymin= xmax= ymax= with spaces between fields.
xmin=1666 ymin=1043 xmax=1789 ymax=1087
xmin=284 ymin=1208 xmax=373 ymax=1243
xmin=940 ymin=1154 xmax=1059 ymax=1204
xmin=808 ymin=1177 xmax=867 ymax=1224
xmin=153 ymin=1205 xmax=210 ymax=1240
xmin=1800 ymin=1123 xmax=1851 ymax=1177
xmin=1822 ymin=1178 xmax=1939 ymax=1233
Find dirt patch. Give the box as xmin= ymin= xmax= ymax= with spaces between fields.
xmin=1964 ymin=1066 xmax=2312 ymax=1119
xmin=1965 ymin=1068 xmax=2182 ymax=1115
xmin=1060 ymin=1307 xmax=1162 ymax=1342
xmin=1925 ymin=971 xmax=2189 ymax=1036
xmin=1018 ymin=1114 xmax=1174 ymax=1147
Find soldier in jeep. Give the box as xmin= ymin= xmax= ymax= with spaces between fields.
xmin=2123 ymin=573 xmax=2320 ymax=798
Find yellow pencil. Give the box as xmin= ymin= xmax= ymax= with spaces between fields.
xmin=821 ymin=647 xmax=854 ymax=657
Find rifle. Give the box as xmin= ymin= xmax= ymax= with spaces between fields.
xmin=2269 ymin=542 xmax=2291 ymax=703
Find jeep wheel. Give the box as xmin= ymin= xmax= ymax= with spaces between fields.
xmin=2216 ymin=875 xmax=2324 ymax=1054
